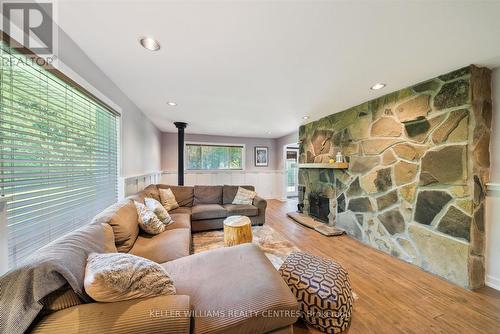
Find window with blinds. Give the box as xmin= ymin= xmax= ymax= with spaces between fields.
xmin=0 ymin=42 xmax=119 ymax=268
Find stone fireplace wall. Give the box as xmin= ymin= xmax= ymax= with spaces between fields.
xmin=298 ymin=66 xmax=492 ymax=289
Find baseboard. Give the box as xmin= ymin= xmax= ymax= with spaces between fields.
xmin=486 ymin=275 xmax=500 ymax=291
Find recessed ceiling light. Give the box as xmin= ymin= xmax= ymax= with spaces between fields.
xmin=302 ymin=116 xmax=310 ymax=120
xmin=167 ymin=101 xmax=177 ymax=106
xmin=370 ymin=83 xmax=386 ymax=90
xmin=267 ymin=131 xmax=272 ymax=134
xmin=139 ymin=37 xmax=160 ymax=51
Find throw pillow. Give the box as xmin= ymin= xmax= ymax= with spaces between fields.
xmin=134 ymin=201 xmax=166 ymax=235
xmin=232 ymin=186 xmax=257 ymax=205
xmin=144 ymin=197 xmax=173 ymax=225
xmin=159 ymin=188 xmax=180 ymax=211
xmin=84 ymin=252 xmax=176 ymax=303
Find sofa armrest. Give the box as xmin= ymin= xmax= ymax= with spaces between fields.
xmin=30 ymin=295 xmax=191 ymax=334
xmin=253 ymin=195 xmax=267 ymax=214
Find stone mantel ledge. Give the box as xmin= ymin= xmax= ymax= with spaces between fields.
xmin=298 ymin=163 xmax=349 ymax=169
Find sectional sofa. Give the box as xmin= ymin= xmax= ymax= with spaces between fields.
xmin=27 ymin=184 xmax=299 ymax=334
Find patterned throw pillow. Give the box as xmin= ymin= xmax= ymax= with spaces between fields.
xmin=159 ymin=188 xmax=180 ymax=211
xmin=84 ymin=252 xmax=176 ymax=302
xmin=134 ymin=201 xmax=166 ymax=235
xmin=232 ymin=186 xmax=257 ymax=205
xmin=144 ymin=197 xmax=173 ymax=225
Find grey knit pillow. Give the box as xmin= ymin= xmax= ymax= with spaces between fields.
xmin=84 ymin=252 xmax=176 ymax=302
xmin=144 ymin=197 xmax=173 ymax=225
xmin=134 ymin=201 xmax=166 ymax=234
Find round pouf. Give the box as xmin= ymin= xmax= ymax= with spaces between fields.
xmin=279 ymin=252 xmax=353 ymax=333
xmin=223 ymin=215 xmax=253 ymax=247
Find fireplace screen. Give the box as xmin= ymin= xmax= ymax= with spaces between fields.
xmin=308 ymin=193 xmax=330 ymax=223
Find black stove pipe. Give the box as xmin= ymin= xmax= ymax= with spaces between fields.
xmin=174 ymin=122 xmax=187 ymax=186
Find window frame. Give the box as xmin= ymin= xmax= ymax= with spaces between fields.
xmin=184 ymin=141 xmax=246 ymax=172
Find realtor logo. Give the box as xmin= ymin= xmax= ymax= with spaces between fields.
xmin=1 ymin=1 xmax=54 ymax=54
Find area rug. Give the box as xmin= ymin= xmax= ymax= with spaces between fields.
xmin=192 ymin=225 xmax=300 ymax=269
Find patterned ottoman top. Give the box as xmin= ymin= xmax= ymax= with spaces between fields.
xmin=279 ymin=252 xmax=353 ymax=334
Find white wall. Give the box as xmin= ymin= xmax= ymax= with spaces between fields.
xmin=57 ymin=29 xmax=162 ymax=177
xmin=486 ymin=67 xmax=500 ymax=290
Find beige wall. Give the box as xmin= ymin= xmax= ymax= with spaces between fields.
xmin=161 ymin=132 xmax=279 ymax=171
xmin=486 ymin=67 xmax=500 ymax=290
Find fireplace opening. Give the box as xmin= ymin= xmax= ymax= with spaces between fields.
xmin=308 ymin=193 xmax=330 ymax=223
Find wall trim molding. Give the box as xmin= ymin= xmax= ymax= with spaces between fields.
xmin=486 ymin=275 xmax=500 ymax=291
xmin=487 ymin=183 xmax=500 ymax=192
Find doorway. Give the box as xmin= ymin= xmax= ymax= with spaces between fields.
xmin=285 ymin=146 xmax=299 ymax=198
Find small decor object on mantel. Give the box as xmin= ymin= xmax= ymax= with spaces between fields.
xmin=254 ymin=146 xmax=269 ymax=167
xmin=335 ymin=151 xmax=344 ymax=163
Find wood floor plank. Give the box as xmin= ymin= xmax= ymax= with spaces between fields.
xmin=265 ymin=199 xmax=500 ymax=334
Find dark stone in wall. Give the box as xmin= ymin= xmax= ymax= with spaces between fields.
xmin=347 ymin=177 xmax=363 ymax=197
xmin=338 ymin=193 xmax=346 ymax=213
xmin=437 ymin=206 xmax=472 ymax=241
xmin=473 ymin=175 xmax=485 ymax=206
xmin=412 ymin=79 xmax=441 ymax=93
xmin=415 ymin=191 xmax=452 ymax=225
xmin=378 ymin=209 xmax=405 ymax=235
xmin=355 ymin=214 xmax=364 ymax=225
xmin=420 ymin=145 xmax=466 ymax=185
xmin=376 ymin=190 xmax=398 ymax=211
xmin=375 ymin=168 xmax=393 ymax=192
xmin=438 ymin=67 xmax=469 ymax=81
xmin=348 ymin=197 xmax=373 ymax=212
xmin=434 ymin=79 xmax=469 ymax=110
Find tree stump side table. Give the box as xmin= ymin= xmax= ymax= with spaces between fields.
xmin=223 ymin=215 xmax=253 ymax=247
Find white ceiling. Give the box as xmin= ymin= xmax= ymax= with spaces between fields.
xmin=57 ymin=0 xmax=500 ymax=138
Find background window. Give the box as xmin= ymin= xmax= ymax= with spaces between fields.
xmin=0 ymin=42 xmax=119 ymax=268
xmin=186 ymin=143 xmax=243 ymax=170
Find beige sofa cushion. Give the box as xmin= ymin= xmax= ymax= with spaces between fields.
xmin=84 ymin=252 xmax=176 ymax=303
xmin=162 ymin=243 xmax=299 ymax=334
xmin=191 ymin=204 xmax=227 ymax=221
xmin=223 ymin=204 xmax=258 ymax=217
xmin=159 ymin=188 xmax=180 ymax=211
xmin=92 ymin=200 xmax=139 ymax=253
xmin=143 ymin=184 xmax=161 ymax=202
xmin=31 ymin=295 xmax=191 ymax=334
xmin=129 ymin=228 xmax=191 ymax=263
xmin=42 ymin=286 xmax=82 ymax=313
xmin=223 ymin=185 xmax=255 ymax=204
xmin=158 ymin=185 xmax=194 ymax=207
xmin=167 ymin=213 xmax=191 ymax=230
xmin=169 ymin=206 xmax=192 ymax=215
xmin=193 ymin=185 xmax=222 ymax=205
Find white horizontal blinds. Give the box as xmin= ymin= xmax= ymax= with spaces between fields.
xmin=0 ymin=42 xmax=119 ymax=268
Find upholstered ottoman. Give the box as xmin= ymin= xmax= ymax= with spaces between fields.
xmin=279 ymin=252 xmax=353 ymax=333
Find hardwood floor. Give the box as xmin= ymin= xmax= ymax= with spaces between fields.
xmin=265 ymin=199 xmax=500 ymax=334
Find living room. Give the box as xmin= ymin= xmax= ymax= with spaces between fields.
xmin=1 ymin=1 xmax=500 ymax=334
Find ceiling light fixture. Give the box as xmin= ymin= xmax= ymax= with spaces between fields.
xmin=302 ymin=116 xmax=310 ymax=120
xmin=139 ymin=37 xmax=160 ymax=51
xmin=167 ymin=101 xmax=177 ymax=106
xmin=370 ymin=83 xmax=386 ymax=90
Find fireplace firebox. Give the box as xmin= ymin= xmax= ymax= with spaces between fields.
xmin=308 ymin=193 xmax=330 ymax=223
